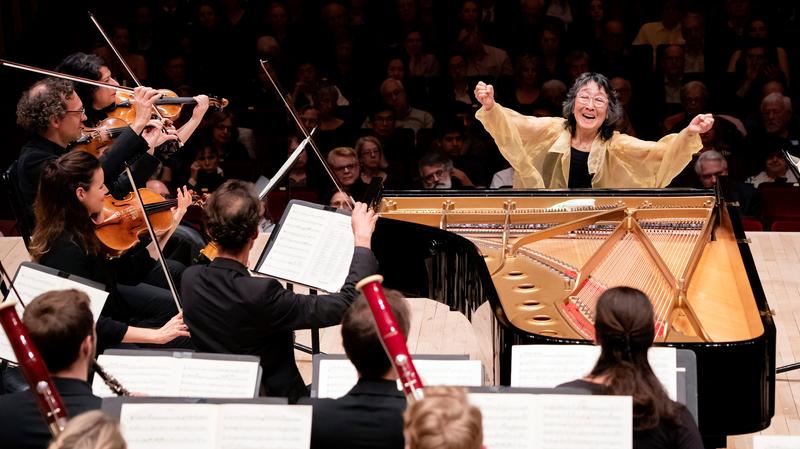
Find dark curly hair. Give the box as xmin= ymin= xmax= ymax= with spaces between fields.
xmin=16 ymin=78 xmax=75 ymax=134
xmin=55 ymin=52 xmax=106 ymax=114
xmin=562 ymin=72 xmax=623 ymax=141
xmin=205 ymin=179 xmax=260 ymax=253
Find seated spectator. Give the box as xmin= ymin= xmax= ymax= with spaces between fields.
xmin=357 ymin=136 xmax=393 ymax=187
xmin=328 ymin=147 xmax=368 ymax=201
xmin=559 ymin=287 xmax=703 ymax=448
xmin=565 ymin=50 xmax=591 ymax=86
xmin=632 ymin=0 xmax=685 ymax=53
xmin=458 ymin=28 xmax=513 ymax=78
xmin=727 ymin=18 xmax=790 ymax=86
xmin=418 ymin=152 xmax=473 ymax=189
xmin=0 ymin=290 xmax=102 ymax=449
xmin=46 ymin=411 xmax=126 ymax=449
xmin=434 ymin=119 xmax=487 ymax=187
xmin=205 ymin=111 xmax=251 ymax=162
xmin=445 ymin=54 xmax=476 ymax=107
xmin=314 ymin=85 xmax=356 ymax=153
xmin=188 ymin=144 xmax=226 ymax=193
xmin=300 ymin=289 xmax=411 ymax=449
xmin=753 ymin=93 xmax=800 ymax=157
xmin=653 ymin=44 xmax=689 ymax=121
xmin=403 ymin=387 xmax=484 ymax=449
xmin=290 ymin=61 xmax=349 ymax=110
xmin=662 ymin=81 xmax=710 ymax=135
xmin=365 ymin=104 xmax=417 ymax=177
xmin=540 ymin=79 xmax=567 ymax=114
xmin=695 ymin=150 xmax=728 ymax=189
xmin=379 ymin=78 xmax=435 ymax=134
xmin=286 ymin=134 xmax=311 ymax=188
xmin=404 ymin=30 xmax=440 ymax=78
xmin=109 ymin=23 xmax=148 ymax=84
xmin=726 ymin=40 xmax=786 ymax=115
xmin=538 ymin=21 xmax=567 ymax=82
xmin=501 ymin=53 xmax=543 ymax=115
xmin=592 ymin=20 xmax=636 ymax=79
xmin=681 ymin=13 xmax=707 ymax=74
xmin=329 ymin=190 xmax=353 ymax=211
xmin=746 ymin=150 xmax=798 ymax=188
xmin=387 ymin=57 xmax=407 ymax=82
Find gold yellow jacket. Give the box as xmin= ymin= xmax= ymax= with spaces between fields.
xmin=475 ymin=104 xmax=703 ymax=188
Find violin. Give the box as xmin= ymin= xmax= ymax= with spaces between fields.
xmin=94 ymin=188 xmax=204 ymax=258
xmin=71 ymin=117 xmax=129 ymax=157
xmin=108 ymin=90 xmax=228 ymax=123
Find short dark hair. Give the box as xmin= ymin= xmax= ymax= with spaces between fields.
xmin=23 ymin=289 xmax=94 ymax=373
xmin=341 ymin=289 xmax=411 ymax=379
xmin=55 ymin=52 xmax=105 ymax=110
xmin=205 ymin=179 xmax=260 ymax=252
xmin=16 ymin=78 xmax=75 ymax=134
xmin=418 ymin=151 xmax=453 ymax=171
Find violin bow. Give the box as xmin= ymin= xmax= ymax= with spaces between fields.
xmin=258 ymin=59 xmax=355 ymax=208
xmin=123 ymin=167 xmax=183 ymax=312
xmin=0 ymin=59 xmax=140 ymax=93
xmin=87 ymin=11 xmax=173 ymax=128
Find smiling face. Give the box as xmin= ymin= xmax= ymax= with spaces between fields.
xmin=572 ymin=81 xmax=609 ymax=134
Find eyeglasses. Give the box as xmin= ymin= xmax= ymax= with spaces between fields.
xmin=215 ymin=124 xmax=233 ymax=131
xmin=65 ymin=106 xmax=86 ymax=115
xmin=423 ymin=168 xmax=446 ymax=182
xmin=360 ymin=149 xmax=380 ymax=157
xmin=576 ymin=94 xmax=608 ymax=107
xmin=334 ymin=163 xmax=358 ymax=173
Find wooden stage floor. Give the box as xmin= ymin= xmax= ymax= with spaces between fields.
xmin=2 ymin=231 xmax=799 ymax=448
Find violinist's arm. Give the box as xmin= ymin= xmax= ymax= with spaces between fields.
xmin=122 ymin=312 xmax=190 ymax=344
xmin=146 ymin=186 xmax=191 ymax=260
xmin=176 ymin=95 xmax=210 ymax=144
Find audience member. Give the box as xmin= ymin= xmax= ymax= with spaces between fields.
xmin=404 ymin=30 xmax=440 ymax=78
xmin=188 ymin=144 xmax=226 ymax=193
xmin=328 ymin=146 xmax=368 ymax=201
xmin=379 ymin=78 xmax=435 ymax=134
xmin=418 ymin=152 xmax=473 ymax=189
xmin=746 ymin=150 xmax=798 ymax=188
xmin=458 ymin=28 xmax=513 ymax=78
xmin=695 ymin=150 xmax=729 ymax=188
xmin=301 ymin=289 xmax=411 ymax=449
xmin=357 ymin=136 xmax=392 ymax=187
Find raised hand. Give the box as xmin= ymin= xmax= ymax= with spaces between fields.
xmin=687 ymin=113 xmax=714 ymax=135
xmin=350 ymin=201 xmax=379 ymax=249
xmin=474 ymin=81 xmax=496 ymax=111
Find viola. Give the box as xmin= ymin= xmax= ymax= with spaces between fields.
xmin=108 ymin=90 xmax=228 ymax=123
xmin=94 ymin=188 xmax=204 ymax=258
xmin=71 ymin=117 xmax=129 ymax=157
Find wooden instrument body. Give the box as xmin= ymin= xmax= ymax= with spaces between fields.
xmin=94 ymin=188 xmax=173 ymax=257
xmin=373 ymin=189 xmax=775 ymax=442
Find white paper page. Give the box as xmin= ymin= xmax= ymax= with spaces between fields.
xmin=316 ymin=358 xmax=359 ymax=399
xmin=256 ymin=205 xmax=354 ymax=293
xmin=511 ymin=345 xmax=678 ymax=400
xmin=93 ymin=355 xmax=260 ymax=398
xmin=414 ymin=359 xmax=483 ymax=388
xmin=753 ymin=435 xmax=800 ymax=449
xmin=178 ymin=358 xmax=260 ymax=398
xmin=537 ymin=394 xmax=632 ymax=449
xmin=120 ymin=403 xmax=218 ymax=449
xmin=219 ymin=404 xmax=312 ymax=449
xmin=469 ymin=393 xmax=539 ymax=449
xmin=258 ymin=135 xmax=311 ymax=199
xmin=1 ymin=264 xmax=108 ymax=363
xmin=93 ymin=355 xmax=182 ymax=397
xmin=316 ymin=358 xmax=483 ymax=399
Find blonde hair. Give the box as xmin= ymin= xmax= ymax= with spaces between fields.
xmin=47 ymin=411 xmax=126 ymax=449
xmin=404 ymin=387 xmax=483 ymax=449
xmin=327 ymin=146 xmax=358 ymax=164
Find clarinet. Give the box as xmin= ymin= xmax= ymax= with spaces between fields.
xmin=0 ymin=299 xmax=68 ymax=436
xmin=93 ymin=361 xmax=131 ymax=396
xmin=356 ymin=274 xmax=425 ymax=402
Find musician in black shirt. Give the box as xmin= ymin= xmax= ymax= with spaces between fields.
xmin=0 ymin=290 xmax=101 ymax=449
xmin=559 ymin=287 xmax=704 ymax=449
xmin=300 ymin=289 xmax=411 ymax=449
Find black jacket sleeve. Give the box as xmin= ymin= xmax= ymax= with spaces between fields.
xmin=265 ymin=246 xmax=379 ymax=331
xmin=100 ymin=127 xmax=148 ymax=188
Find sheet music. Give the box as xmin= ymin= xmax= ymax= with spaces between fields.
xmin=256 ymin=204 xmax=354 ymax=293
xmin=470 ymin=393 xmax=631 ymax=449
xmin=120 ymin=403 xmax=312 ymax=449
xmin=316 ymin=358 xmax=483 ymax=399
xmin=217 ymin=404 xmax=312 ymax=449
xmin=511 ymin=345 xmax=678 ymax=400
xmin=93 ymin=354 xmax=259 ymax=398
xmin=1 ymin=264 xmax=108 ymax=364
xmin=753 ymin=435 xmax=800 ymax=449
xmin=469 ymin=393 xmax=538 ymax=449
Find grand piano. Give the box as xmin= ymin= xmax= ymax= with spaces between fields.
xmin=371 ymin=188 xmax=775 ymax=446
